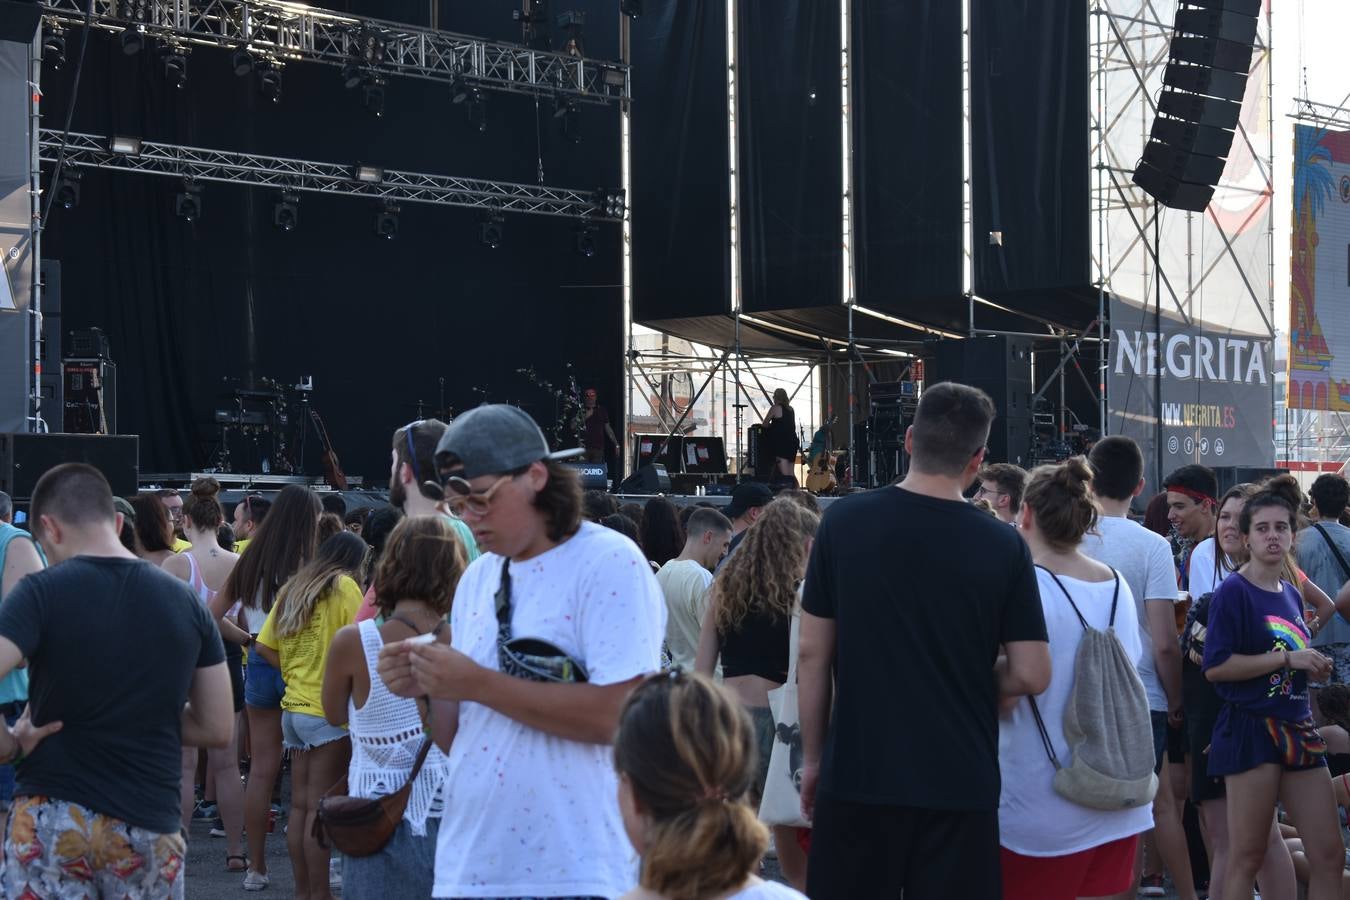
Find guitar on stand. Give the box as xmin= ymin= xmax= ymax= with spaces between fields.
xmin=307 ymin=408 xmax=348 ymax=490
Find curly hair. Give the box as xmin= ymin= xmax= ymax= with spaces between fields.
xmin=712 ymin=498 xmax=818 ymax=634
xmin=373 ymin=516 xmax=466 ymax=619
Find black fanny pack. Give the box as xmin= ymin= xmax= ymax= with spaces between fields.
xmin=494 ymin=559 xmax=589 ymax=684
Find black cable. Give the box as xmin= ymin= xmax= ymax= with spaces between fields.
xmin=40 ymin=0 xmax=95 ymax=231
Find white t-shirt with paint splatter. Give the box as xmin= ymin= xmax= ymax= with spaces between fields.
xmin=433 ymin=521 xmax=667 ymax=899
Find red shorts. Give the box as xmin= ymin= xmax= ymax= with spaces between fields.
xmin=1000 ymin=834 xmax=1139 ymax=900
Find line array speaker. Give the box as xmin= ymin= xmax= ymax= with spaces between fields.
xmin=1131 ymin=1 xmax=1261 ymax=212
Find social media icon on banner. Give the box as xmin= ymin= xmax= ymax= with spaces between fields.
xmin=1168 ymin=436 xmax=1179 ymax=454
xmin=1184 ymin=436 xmax=1195 ymax=455
xmin=1200 ymin=438 xmax=1210 ymax=456
xmin=1215 ymin=439 xmax=1225 ymax=456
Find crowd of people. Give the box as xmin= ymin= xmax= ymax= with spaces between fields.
xmin=0 ymin=385 xmax=1349 ymax=899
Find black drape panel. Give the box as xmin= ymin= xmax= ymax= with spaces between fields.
xmin=738 ymin=0 xmax=840 ymax=313
xmin=39 ymin=28 xmax=622 ymax=479
xmin=852 ymin=0 xmax=963 ymax=326
xmin=631 ymin=1 xmax=730 ymax=322
xmin=972 ymin=0 xmax=1091 ymax=314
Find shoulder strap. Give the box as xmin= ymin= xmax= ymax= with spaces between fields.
xmin=1028 ymin=697 xmax=1062 ymax=771
xmin=1313 ymin=524 xmax=1350 ymax=582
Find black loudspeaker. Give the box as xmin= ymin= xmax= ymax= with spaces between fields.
xmin=617 ymin=464 xmax=671 ymax=496
xmin=1212 ymin=465 xmax=1287 ymax=497
xmin=1131 ymin=0 xmax=1260 ymax=212
xmin=563 ymin=460 xmax=609 ymax=491
xmin=928 ymin=336 xmax=1033 ymax=467
xmin=0 ymin=433 xmax=139 ymax=500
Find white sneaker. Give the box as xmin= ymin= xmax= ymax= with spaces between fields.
xmin=242 ymin=870 xmax=269 ymax=891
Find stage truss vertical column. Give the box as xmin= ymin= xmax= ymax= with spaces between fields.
xmin=620 ymin=9 xmax=633 ymax=482
xmin=727 ymin=0 xmax=744 ymax=479
xmin=27 ymin=31 xmax=42 ymax=431
xmin=961 ymin=0 xmax=974 ymax=337
xmin=842 ymin=0 xmax=856 ymax=486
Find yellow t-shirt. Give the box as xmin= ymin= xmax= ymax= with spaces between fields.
xmin=256 ymin=575 xmax=362 ymax=719
xmin=233 ymin=538 xmax=250 ymax=555
xmin=172 ymin=538 xmax=192 ymax=553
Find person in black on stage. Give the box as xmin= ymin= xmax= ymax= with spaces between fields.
xmin=583 ymin=387 xmax=620 ymax=465
xmin=763 ymin=388 xmax=799 ymax=485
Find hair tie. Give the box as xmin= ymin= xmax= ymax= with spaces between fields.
xmin=700 ymin=786 xmax=729 ymax=804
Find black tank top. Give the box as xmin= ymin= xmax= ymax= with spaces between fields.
xmin=718 ymin=608 xmax=790 ymax=683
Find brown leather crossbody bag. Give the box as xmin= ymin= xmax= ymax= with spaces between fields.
xmin=313 ymin=738 xmax=432 ymax=858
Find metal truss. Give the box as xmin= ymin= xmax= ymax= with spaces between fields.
xmin=39 ymin=131 xmax=620 ymax=221
xmin=40 ymin=0 xmax=629 ymax=104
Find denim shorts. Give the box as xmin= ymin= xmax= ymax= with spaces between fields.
xmin=281 ymin=711 xmax=348 ymax=751
xmin=244 ymin=646 xmax=285 ymax=710
xmin=343 ymin=817 xmax=439 ymax=899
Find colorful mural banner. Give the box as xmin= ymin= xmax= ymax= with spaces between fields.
xmin=1289 ymin=124 xmax=1350 ymax=410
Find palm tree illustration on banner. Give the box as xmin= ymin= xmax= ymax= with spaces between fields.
xmin=1289 ymin=125 xmax=1337 ymax=410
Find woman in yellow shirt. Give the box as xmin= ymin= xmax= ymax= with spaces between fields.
xmin=256 ymin=532 xmax=366 ymax=900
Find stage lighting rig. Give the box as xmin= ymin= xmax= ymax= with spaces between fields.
xmin=479 ymin=211 xmax=504 ymax=249
xmin=256 ymin=58 xmax=282 ymax=103
xmin=374 ymin=200 xmax=400 ymax=239
xmin=592 ymin=189 xmax=625 ymax=219
xmin=119 ymin=25 xmax=144 ymax=55
xmin=363 ymin=75 xmax=386 ymax=118
xmin=54 ymin=171 xmax=81 ymax=210
xmin=574 ymin=221 xmax=597 ymax=257
xmin=231 ymin=46 xmax=254 ymax=76
xmin=111 ymin=135 xmax=142 ymax=155
xmin=354 ymin=165 xmax=384 ymax=184
xmin=450 ymin=69 xmax=470 ymax=105
xmin=160 ymin=42 xmax=189 ymax=89
xmin=273 ymin=191 xmax=299 ymax=232
xmin=341 ymin=62 xmax=364 ymax=90
xmin=43 ymin=27 xmax=66 ymax=69
xmin=175 ymin=181 xmax=202 ymax=222
xmin=468 ymin=88 xmax=487 ymax=132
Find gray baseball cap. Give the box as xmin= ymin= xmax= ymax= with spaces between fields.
xmin=434 ymin=404 xmax=584 ymax=480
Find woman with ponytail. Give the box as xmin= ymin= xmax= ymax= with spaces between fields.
xmin=998 ymin=457 xmax=1152 ymax=900
xmin=162 ymin=477 xmax=248 ymax=871
xmin=255 ymin=531 xmax=366 ymax=900
xmin=614 ymin=671 xmax=805 ymax=900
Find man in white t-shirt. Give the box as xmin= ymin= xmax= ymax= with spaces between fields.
xmin=655 ymin=507 xmax=732 ymax=670
xmin=379 ymin=404 xmax=665 ymax=900
xmin=1083 ymin=437 xmax=1198 ymax=900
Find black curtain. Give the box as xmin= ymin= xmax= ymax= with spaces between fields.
xmin=852 ymin=0 xmax=963 ymax=326
xmin=971 ymin=0 xmax=1092 ymax=318
xmin=630 ymin=0 xmax=730 ymax=323
xmin=39 ymin=22 xmax=622 ymax=480
xmin=737 ymin=0 xmax=840 ymax=313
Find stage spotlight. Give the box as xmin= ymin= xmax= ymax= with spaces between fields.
xmin=592 ymin=188 xmax=625 ymax=219
xmin=450 ymin=70 xmax=469 ymax=104
xmin=273 ymin=191 xmax=299 ymax=232
xmin=54 ymin=171 xmax=81 ymax=210
xmin=479 ymin=211 xmax=504 ymax=249
xmin=119 ymin=25 xmax=144 ymax=56
xmin=620 ymin=0 xmax=642 ymax=17
xmin=231 ymin=46 xmax=253 ymax=76
xmin=468 ymin=88 xmax=486 ymax=132
xmin=363 ymin=75 xmax=385 ymax=118
xmin=374 ymin=200 xmax=400 ymax=239
xmin=43 ymin=28 xmax=66 ymax=69
xmin=111 ymin=135 xmax=142 ymax=155
xmin=175 ymin=182 xmax=202 ymax=222
xmin=574 ymin=221 xmax=597 ymax=257
xmin=161 ymin=43 xmax=189 ymax=89
xmin=341 ymin=62 xmax=364 ymax=90
xmin=354 ymin=165 xmax=384 ymax=184
xmin=256 ymin=59 xmax=282 ymax=103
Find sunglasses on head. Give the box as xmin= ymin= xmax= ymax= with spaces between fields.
xmin=402 ymin=420 xmax=449 ymax=501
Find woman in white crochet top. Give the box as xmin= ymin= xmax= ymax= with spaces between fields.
xmin=322 ymin=516 xmax=466 ymax=899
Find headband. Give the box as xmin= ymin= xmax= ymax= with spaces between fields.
xmin=1168 ymin=484 xmax=1215 ymax=507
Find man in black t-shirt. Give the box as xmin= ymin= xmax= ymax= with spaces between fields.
xmin=798 ymin=382 xmax=1051 ymax=900
xmin=0 ymin=464 xmax=231 ymax=899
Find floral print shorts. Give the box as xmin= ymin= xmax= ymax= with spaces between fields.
xmin=1 ymin=796 xmax=186 ymax=899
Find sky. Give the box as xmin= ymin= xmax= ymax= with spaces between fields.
xmin=1271 ymin=0 xmax=1348 ymax=331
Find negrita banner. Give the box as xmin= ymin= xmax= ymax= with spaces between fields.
xmin=1108 ymin=293 xmax=1275 ymax=495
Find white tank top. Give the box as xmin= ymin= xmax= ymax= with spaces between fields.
xmin=183 ymin=552 xmax=217 ymax=607
xmin=346 ymin=620 xmax=447 ymax=833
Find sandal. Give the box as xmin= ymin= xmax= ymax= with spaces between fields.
xmin=226 ymin=854 xmax=249 ymax=873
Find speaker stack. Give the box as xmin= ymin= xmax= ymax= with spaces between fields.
xmin=1131 ymin=0 xmax=1260 ymax=212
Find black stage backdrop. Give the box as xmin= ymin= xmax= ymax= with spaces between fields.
xmin=971 ymin=0 xmax=1092 ymax=321
xmin=852 ymin=0 xmax=963 ymax=324
xmin=38 ymin=3 xmax=622 ymax=480
xmin=630 ymin=0 xmax=730 ymax=322
xmin=737 ymin=0 xmax=841 ymax=312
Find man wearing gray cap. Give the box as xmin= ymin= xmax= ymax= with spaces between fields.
xmin=379 ymin=404 xmax=665 ymax=900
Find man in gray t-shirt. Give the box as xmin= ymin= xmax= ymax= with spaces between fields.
xmin=1299 ymin=474 xmax=1350 ymax=685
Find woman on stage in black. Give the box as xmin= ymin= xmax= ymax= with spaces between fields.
xmin=763 ymin=389 xmax=798 ymax=486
